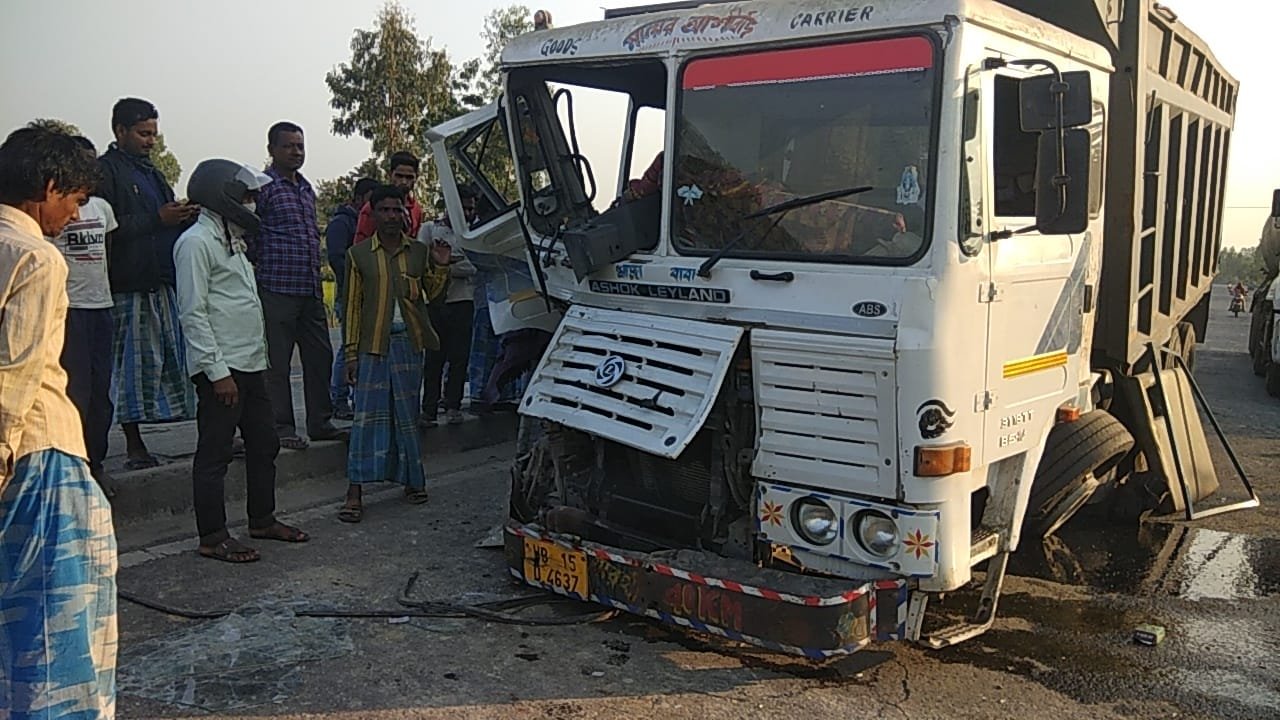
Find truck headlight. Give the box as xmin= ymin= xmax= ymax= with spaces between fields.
xmin=792 ymin=498 xmax=838 ymax=546
xmin=855 ymin=511 xmax=899 ymax=558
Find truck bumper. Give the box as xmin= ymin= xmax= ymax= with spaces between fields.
xmin=505 ymin=522 xmax=910 ymax=659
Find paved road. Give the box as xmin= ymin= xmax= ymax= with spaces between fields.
xmin=114 ymin=302 xmax=1279 ymax=720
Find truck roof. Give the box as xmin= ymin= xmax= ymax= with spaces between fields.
xmin=502 ymin=0 xmax=1112 ymax=69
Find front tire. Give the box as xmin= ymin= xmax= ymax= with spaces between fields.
xmin=1023 ymin=411 xmax=1135 ymax=539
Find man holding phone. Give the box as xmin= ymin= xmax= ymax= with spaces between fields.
xmin=98 ymin=97 xmax=199 ymax=469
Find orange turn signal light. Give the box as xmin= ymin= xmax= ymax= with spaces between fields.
xmin=1056 ymin=405 xmax=1082 ymax=424
xmin=914 ymin=443 xmax=972 ymax=477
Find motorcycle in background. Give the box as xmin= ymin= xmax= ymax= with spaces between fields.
xmin=1231 ymin=284 xmax=1248 ymax=317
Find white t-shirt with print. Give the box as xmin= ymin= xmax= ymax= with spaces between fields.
xmin=51 ymin=197 xmax=117 ymax=309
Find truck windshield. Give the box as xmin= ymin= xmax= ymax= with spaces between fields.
xmin=672 ymin=36 xmax=937 ymax=263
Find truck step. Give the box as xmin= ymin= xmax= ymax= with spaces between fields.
xmin=921 ymin=552 xmax=1010 ymax=649
xmin=922 ymin=619 xmax=996 ymax=649
xmin=970 ymin=527 xmax=1000 ymax=565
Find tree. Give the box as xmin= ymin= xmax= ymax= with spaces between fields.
xmin=151 ymin=134 xmax=182 ymax=188
xmin=28 ymin=118 xmax=81 ymax=136
xmin=477 ymin=5 xmax=532 ymax=100
xmin=1218 ymin=245 xmax=1266 ymax=287
xmin=29 ymin=117 xmax=181 ymax=186
xmin=326 ymin=2 xmax=471 ymax=195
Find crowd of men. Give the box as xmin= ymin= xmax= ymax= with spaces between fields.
xmin=0 ymin=97 xmax=534 ymax=716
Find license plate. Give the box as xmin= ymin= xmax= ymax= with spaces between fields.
xmin=523 ymin=538 xmax=588 ymax=597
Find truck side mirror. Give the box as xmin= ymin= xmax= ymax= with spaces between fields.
xmin=1271 ymin=189 xmax=1280 ymax=219
xmin=1019 ymin=71 xmax=1092 ymax=130
xmin=1035 ymin=129 xmax=1090 ymax=234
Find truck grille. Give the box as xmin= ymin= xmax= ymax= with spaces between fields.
xmin=750 ymin=329 xmax=899 ymax=499
xmin=522 ymin=306 xmax=744 ymax=459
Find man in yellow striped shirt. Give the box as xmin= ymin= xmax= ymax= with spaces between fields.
xmin=339 ymin=185 xmax=449 ymax=522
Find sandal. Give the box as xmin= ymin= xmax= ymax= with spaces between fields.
xmin=249 ymin=522 xmax=310 ymax=543
xmin=198 ymin=537 xmax=260 ymax=563
xmin=124 ymin=455 xmax=161 ymax=471
xmin=404 ymin=487 xmax=430 ymax=505
xmin=279 ymin=435 xmax=309 ymax=451
xmin=338 ymin=501 xmax=363 ymax=523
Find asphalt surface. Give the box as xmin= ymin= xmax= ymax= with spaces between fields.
xmin=113 ymin=300 xmax=1279 ymax=720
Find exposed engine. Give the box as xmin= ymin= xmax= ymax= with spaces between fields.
xmin=510 ymin=347 xmax=757 ymax=556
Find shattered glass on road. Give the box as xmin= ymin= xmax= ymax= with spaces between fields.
xmin=118 ymin=599 xmax=355 ymax=712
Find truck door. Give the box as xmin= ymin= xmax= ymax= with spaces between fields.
xmin=981 ymin=69 xmax=1102 ymax=457
xmin=428 ymin=102 xmax=561 ymax=335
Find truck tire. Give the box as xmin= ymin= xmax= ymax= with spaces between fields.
xmin=1254 ymin=316 xmax=1274 ymax=379
xmin=1253 ymin=303 xmax=1273 ymax=377
xmin=1268 ymin=363 xmax=1280 ymax=398
xmin=1023 ymin=411 xmax=1135 ymax=539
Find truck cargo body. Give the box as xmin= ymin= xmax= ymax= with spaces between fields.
xmin=427 ymin=0 xmax=1243 ymax=655
xmin=1091 ymin=1 xmax=1237 ymax=367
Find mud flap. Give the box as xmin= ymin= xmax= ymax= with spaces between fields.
xmin=1115 ymin=365 xmax=1217 ymax=511
xmin=505 ymin=523 xmax=908 ymax=659
xmin=1114 ymin=346 xmax=1260 ymax=520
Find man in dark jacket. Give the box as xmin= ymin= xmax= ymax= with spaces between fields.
xmin=98 ymin=97 xmax=198 ymax=469
xmin=326 ymin=177 xmax=376 ymax=419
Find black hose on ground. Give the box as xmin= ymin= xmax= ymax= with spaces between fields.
xmin=117 ymin=572 xmax=617 ymax=626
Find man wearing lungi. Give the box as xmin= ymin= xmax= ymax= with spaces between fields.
xmin=98 ymin=98 xmax=198 ymax=469
xmin=0 ymin=126 xmax=117 ymax=719
xmin=338 ymin=185 xmax=449 ymax=523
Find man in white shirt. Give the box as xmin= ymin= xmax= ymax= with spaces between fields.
xmin=51 ymin=135 xmax=119 ymax=498
xmin=0 ymin=126 xmax=117 ymax=719
xmin=174 ymin=159 xmax=309 ymax=563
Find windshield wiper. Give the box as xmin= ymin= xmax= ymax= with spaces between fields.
xmin=696 ymin=185 xmax=873 ymax=278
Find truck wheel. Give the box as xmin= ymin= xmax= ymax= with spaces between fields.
xmin=1023 ymin=411 xmax=1135 ymax=539
xmin=1267 ymin=363 xmax=1280 ymax=398
xmin=1255 ymin=317 xmax=1274 ymax=377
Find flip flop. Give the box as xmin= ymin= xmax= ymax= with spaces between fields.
xmin=198 ymin=537 xmax=260 ymax=563
xmin=404 ymin=488 xmax=430 ymax=505
xmin=249 ymin=522 xmax=310 ymax=543
xmin=124 ymin=455 xmax=161 ymax=471
xmin=279 ymin=435 xmax=309 ymax=451
xmin=309 ymin=426 xmax=348 ymax=442
xmin=338 ymin=502 xmax=363 ymax=523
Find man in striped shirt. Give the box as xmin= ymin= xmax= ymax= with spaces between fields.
xmin=338 ymin=185 xmax=449 ymax=523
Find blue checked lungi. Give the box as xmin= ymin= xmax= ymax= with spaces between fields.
xmin=468 ymin=278 xmax=500 ymax=404
xmin=468 ymin=275 xmax=527 ymax=404
xmin=1 ymin=449 xmax=117 ymax=719
xmin=347 ymin=331 xmax=425 ymax=488
xmin=110 ymin=286 xmax=195 ymax=424
xmin=329 ymin=298 xmax=351 ymax=411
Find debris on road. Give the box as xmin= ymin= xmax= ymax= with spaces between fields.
xmin=1133 ymin=624 xmax=1167 ymax=646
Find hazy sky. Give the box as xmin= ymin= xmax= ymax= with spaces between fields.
xmin=1 ymin=0 xmax=1275 ymax=248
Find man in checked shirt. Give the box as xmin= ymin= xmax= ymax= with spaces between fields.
xmin=251 ymin=122 xmax=344 ymax=450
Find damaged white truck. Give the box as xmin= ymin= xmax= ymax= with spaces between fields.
xmin=428 ymin=0 xmax=1259 ymax=657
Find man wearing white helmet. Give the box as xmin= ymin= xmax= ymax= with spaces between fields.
xmin=174 ymin=159 xmax=309 ymax=563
